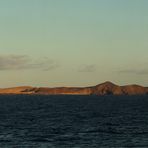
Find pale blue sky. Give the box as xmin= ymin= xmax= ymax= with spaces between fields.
xmin=0 ymin=0 xmax=148 ymax=87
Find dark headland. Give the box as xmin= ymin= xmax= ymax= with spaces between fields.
xmin=0 ymin=81 xmax=148 ymax=95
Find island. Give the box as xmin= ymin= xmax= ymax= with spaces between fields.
xmin=0 ymin=81 xmax=147 ymax=95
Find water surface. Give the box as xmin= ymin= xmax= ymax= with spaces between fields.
xmin=0 ymin=95 xmax=148 ymax=147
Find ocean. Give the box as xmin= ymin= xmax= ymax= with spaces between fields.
xmin=0 ymin=95 xmax=148 ymax=148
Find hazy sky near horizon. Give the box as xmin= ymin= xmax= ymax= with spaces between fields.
xmin=0 ymin=0 xmax=148 ymax=87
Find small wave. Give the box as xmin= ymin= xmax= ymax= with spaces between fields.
xmin=29 ymin=138 xmax=50 ymax=143
xmin=0 ymin=139 xmax=11 ymax=143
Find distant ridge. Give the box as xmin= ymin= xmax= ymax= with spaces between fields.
xmin=0 ymin=81 xmax=148 ymax=95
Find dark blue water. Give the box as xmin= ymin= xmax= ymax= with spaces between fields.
xmin=0 ymin=95 xmax=148 ymax=148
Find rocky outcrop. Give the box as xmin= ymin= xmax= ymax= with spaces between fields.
xmin=92 ymin=81 xmax=123 ymax=95
xmin=0 ymin=82 xmax=147 ymax=95
xmin=121 ymin=85 xmax=148 ymax=95
xmin=92 ymin=82 xmax=148 ymax=95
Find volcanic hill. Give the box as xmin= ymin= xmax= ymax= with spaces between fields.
xmin=0 ymin=82 xmax=147 ymax=95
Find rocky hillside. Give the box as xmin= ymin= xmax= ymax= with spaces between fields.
xmin=0 ymin=82 xmax=147 ymax=95
xmin=92 ymin=82 xmax=148 ymax=95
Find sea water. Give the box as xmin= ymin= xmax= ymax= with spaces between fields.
xmin=0 ymin=95 xmax=148 ymax=148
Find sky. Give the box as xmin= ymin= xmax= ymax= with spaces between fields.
xmin=0 ymin=0 xmax=148 ymax=87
